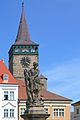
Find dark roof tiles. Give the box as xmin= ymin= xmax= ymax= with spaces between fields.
xmin=14 ymin=40 xmax=38 ymax=45
xmin=15 ymin=2 xmax=37 ymax=46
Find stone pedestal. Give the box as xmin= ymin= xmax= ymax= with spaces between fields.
xmin=21 ymin=105 xmax=50 ymax=120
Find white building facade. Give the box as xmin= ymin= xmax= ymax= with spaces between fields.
xmin=0 ymin=60 xmax=18 ymax=120
xmin=0 ymin=84 xmax=18 ymax=120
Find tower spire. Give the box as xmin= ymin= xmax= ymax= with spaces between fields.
xmin=9 ymin=0 xmax=39 ymax=80
xmin=15 ymin=0 xmax=31 ymax=44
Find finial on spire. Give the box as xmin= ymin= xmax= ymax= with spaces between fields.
xmin=22 ymin=0 xmax=24 ymax=8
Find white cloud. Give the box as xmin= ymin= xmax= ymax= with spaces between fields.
xmin=44 ymin=58 xmax=80 ymax=102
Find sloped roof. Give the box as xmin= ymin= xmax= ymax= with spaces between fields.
xmin=14 ymin=40 xmax=38 ymax=45
xmin=16 ymin=80 xmax=27 ymax=100
xmin=72 ymin=101 xmax=80 ymax=106
xmin=39 ymin=74 xmax=47 ymax=80
xmin=14 ymin=1 xmax=37 ymax=46
xmin=15 ymin=1 xmax=30 ymax=43
xmin=40 ymin=89 xmax=72 ymax=101
xmin=17 ymin=80 xmax=71 ymax=101
xmin=0 ymin=60 xmax=17 ymax=84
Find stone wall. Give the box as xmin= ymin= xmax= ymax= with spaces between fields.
xmin=9 ymin=54 xmax=38 ymax=80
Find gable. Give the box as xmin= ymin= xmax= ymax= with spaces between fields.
xmin=0 ymin=60 xmax=17 ymax=84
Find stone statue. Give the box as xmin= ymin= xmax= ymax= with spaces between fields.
xmin=24 ymin=59 xmax=40 ymax=105
xmin=29 ymin=62 xmax=40 ymax=103
xmin=24 ymin=69 xmax=33 ymax=104
xmin=21 ymin=58 xmax=50 ymax=120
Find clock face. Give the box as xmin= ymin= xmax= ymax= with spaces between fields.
xmin=20 ymin=57 xmax=31 ymax=68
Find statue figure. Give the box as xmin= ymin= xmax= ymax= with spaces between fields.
xmin=29 ymin=62 xmax=40 ymax=103
xmin=24 ymin=59 xmax=40 ymax=105
xmin=23 ymin=57 xmax=33 ymax=104
xmin=24 ymin=69 xmax=33 ymax=104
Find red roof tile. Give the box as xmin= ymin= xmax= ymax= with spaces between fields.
xmin=17 ymin=80 xmax=71 ymax=101
xmin=40 ymin=89 xmax=72 ymax=101
xmin=0 ymin=60 xmax=17 ymax=84
xmin=16 ymin=80 xmax=27 ymax=100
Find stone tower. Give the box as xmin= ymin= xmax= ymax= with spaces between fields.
xmin=9 ymin=1 xmax=39 ymax=80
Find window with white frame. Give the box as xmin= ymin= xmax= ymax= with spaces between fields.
xmin=4 ymin=109 xmax=8 ymax=118
xmin=53 ymin=108 xmax=64 ymax=117
xmin=4 ymin=109 xmax=14 ymax=118
xmin=10 ymin=91 xmax=14 ymax=100
xmin=10 ymin=109 xmax=14 ymax=117
xmin=3 ymin=74 xmax=8 ymax=80
xmin=4 ymin=91 xmax=8 ymax=100
xmin=21 ymin=108 xmax=25 ymax=115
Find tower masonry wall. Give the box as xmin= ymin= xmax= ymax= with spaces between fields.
xmin=12 ymin=54 xmax=38 ymax=80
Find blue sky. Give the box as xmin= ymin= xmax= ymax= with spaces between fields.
xmin=0 ymin=0 xmax=80 ymax=103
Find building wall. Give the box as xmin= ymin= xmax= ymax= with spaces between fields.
xmin=65 ymin=105 xmax=71 ymax=120
xmin=18 ymin=100 xmax=71 ymax=120
xmin=18 ymin=101 xmax=26 ymax=120
xmin=0 ymin=84 xmax=18 ymax=120
xmin=44 ymin=101 xmax=71 ymax=120
xmin=73 ymin=105 xmax=80 ymax=120
xmin=9 ymin=54 xmax=38 ymax=81
xmin=71 ymin=112 xmax=74 ymax=120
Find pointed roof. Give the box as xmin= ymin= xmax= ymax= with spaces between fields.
xmin=39 ymin=74 xmax=47 ymax=80
xmin=0 ymin=60 xmax=17 ymax=84
xmin=15 ymin=1 xmax=37 ymax=45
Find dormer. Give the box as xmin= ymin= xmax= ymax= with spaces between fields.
xmin=0 ymin=60 xmax=17 ymax=84
xmin=3 ymin=74 xmax=8 ymax=83
xmin=3 ymin=74 xmax=8 ymax=80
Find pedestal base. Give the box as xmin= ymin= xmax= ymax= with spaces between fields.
xmin=21 ymin=105 xmax=50 ymax=120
